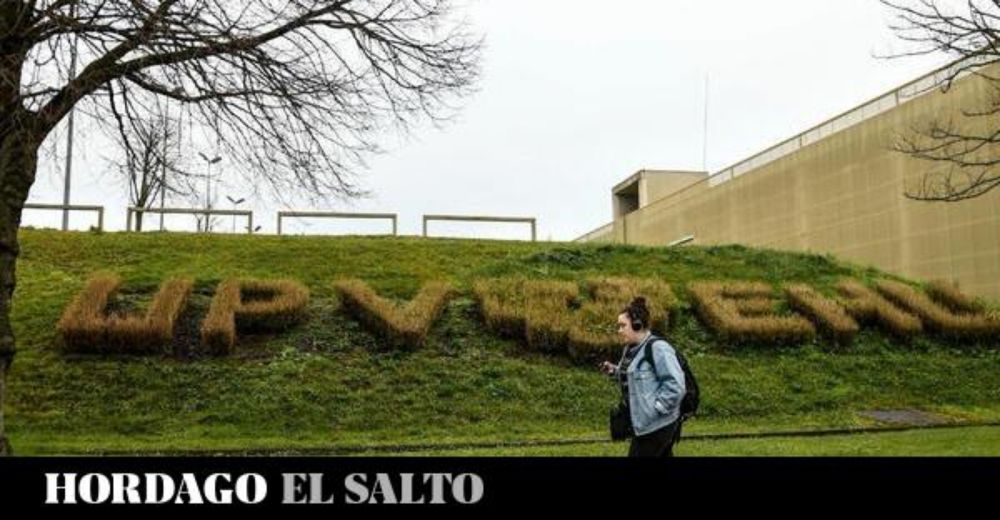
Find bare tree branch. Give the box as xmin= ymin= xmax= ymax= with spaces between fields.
xmin=15 ymin=0 xmax=481 ymax=202
xmin=0 ymin=0 xmax=482 ymax=456
xmin=882 ymin=0 xmax=1000 ymax=201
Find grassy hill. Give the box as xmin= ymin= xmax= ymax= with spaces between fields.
xmin=7 ymin=228 xmax=1000 ymax=455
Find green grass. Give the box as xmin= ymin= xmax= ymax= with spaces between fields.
xmin=398 ymin=426 xmax=1000 ymax=456
xmin=7 ymin=228 xmax=1000 ymax=455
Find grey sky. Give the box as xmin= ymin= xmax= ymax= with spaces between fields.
xmin=23 ymin=0 xmax=946 ymax=241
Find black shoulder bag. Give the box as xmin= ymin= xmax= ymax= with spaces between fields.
xmin=609 ymin=398 xmax=633 ymax=441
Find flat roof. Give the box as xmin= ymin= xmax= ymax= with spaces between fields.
xmin=612 ymin=169 xmax=708 ymax=194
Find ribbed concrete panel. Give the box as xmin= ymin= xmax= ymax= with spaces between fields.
xmin=596 ymin=62 xmax=1000 ymax=300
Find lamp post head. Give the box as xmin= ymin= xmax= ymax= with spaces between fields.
xmin=198 ymin=152 xmax=222 ymax=164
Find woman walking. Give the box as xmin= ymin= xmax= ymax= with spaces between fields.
xmin=599 ymin=297 xmax=686 ymax=457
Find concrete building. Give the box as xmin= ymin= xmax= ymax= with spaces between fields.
xmin=576 ymin=59 xmax=1000 ymax=300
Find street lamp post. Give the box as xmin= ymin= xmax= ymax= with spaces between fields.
xmin=61 ymin=4 xmax=79 ymax=231
xmin=159 ymin=110 xmax=167 ymax=231
xmin=162 ymin=87 xmax=187 ymax=232
xmin=198 ymin=152 xmax=222 ymax=232
xmin=225 ymin=195 xmax=246 ymax=233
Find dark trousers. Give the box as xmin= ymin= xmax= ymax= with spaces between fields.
xmin=628 ymin=419 xmax=680 ymax=457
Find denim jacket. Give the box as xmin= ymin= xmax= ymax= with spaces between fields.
xmin=616 ymin=333 xmax=686 ymax=436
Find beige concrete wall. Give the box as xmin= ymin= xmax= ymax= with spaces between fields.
xmin=603 ymin=66 xmax=1000 ymax=300
xmin=639 ymin=170 xmax=708 ymax=208
xmin=575 ymin=223 xmax=615 ymax=243
xmin=610 ymin=170 xmax=708 ymax=222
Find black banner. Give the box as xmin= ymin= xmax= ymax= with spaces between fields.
xmin=0 ymin=457 xmax=997 ymax=513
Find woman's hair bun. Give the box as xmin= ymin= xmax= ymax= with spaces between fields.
xmin=622 ymin=297 xmax=652 ymax=330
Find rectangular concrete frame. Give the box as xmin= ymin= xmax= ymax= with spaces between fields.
xmin=126 ymin=207 xmax=254 ymax=234
xmin=276 ymin=211 xmax=398 ymax=236
xmin=423 ymin=214 xmax=537 ymax=242
xmin=579 ymin=59 xmax=1000 ymax=300
xmin=24 ymin=203 xmax=105 ymax=231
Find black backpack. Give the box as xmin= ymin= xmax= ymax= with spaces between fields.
xmin=642 ymin=335 xmax=700 ymax=420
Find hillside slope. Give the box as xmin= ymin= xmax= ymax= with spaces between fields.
xmin=7 ymin=229 xmax=1000 ymax=454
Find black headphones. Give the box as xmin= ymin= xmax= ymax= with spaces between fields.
xmin=627 ymin=306 xmax=644 ymax=332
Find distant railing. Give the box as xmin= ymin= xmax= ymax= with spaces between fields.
xmin=126 ymin=207 xmax=254 ymax=233
xmin=24 ymin=203 xmax=105 ymax=231
xmin=276 ymin=211 xmax=398 ymax=236
xmin=708 ymin=54 xmax=994 ymax=188
xmin=423 ymin=214 xmax=537 ymax=242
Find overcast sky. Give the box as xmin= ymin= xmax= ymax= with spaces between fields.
xmin=24 ymin=0 xmax=947 ymax=241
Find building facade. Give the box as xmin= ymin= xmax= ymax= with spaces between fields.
xmin=576 ymin=60 xmax=1000 ymax=300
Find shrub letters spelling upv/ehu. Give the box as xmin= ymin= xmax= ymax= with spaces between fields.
xmin=56 ymin=274 xmax=1000 ymax=359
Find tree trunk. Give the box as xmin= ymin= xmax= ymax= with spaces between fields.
xmin=2 ymin=3 xmax=45 ymax=456
xmin=0 ymin=125 xmax=41 ymax=457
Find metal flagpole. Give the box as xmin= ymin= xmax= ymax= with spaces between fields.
xmin=702 ymin=74 xmax=710 ymax=172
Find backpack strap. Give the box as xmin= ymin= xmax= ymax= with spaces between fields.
xmin=642 ymin=334 xmax=685 ymax=379
xmin=641 ymin=334 xmax=663 ymax=379
xmin=643 ymin=335 xmax=693 ymax=425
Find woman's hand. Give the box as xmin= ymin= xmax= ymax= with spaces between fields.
xmin=598 ymin=361 xmax=617 ymax=375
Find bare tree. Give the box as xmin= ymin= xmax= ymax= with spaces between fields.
xmin=186 ymin=189 xmax=222 ymax=233
xmin=108 ymin=112 xmax=196 ymax=231
xmin=0 ymin=0 xmax=481 ymax=455
xmin=881 ymin=0 xmax=1000 ymax=201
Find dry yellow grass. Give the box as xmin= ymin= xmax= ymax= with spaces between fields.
xmin=568 ymin=277 xmax=679 ymax=363
xmin=926 ymin=280 xmax=987 ymax=314
xmin=718 ymin=283 xmax=773 ymax=298
xmin=474 ymin=277 xmax=681 ymax=362
xmin=587 ymin=277 xmax=680 ymax=329
xmin=58 ymin=273 xmax=192 ymax=353
xmin=473 ymin=278 xmax=578 ymax=352
xmin=785 ymin=284 xmax=859 ymax=346
xmin=733 ymin=297 xmax=777 ymax=316
xmin=688 ymin=281 xmax=816 ymax=346
xmin=201 ymin=279 xmax=310 ymax=354
xmin=334 ymin=279 xmax=455 ymax=350
xmin=836 ymin=279 xmax=922 ymax=340
xmin=106 ymin=277 xmax=193 ymax=353
xmin=472 ymin=278 xmax=528 ymax=338
xmin=521 ymin=280 xmax=578 ymax=353
xmin=200 ymin=280 xmax=241 ymax=355
xmin=235 ymin=279 xmax=311 ymax=332
xmin=875 ymin=280 xmax=1000 ymax=340
xmin=57 ymin=272 xmax=121 ymax=352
